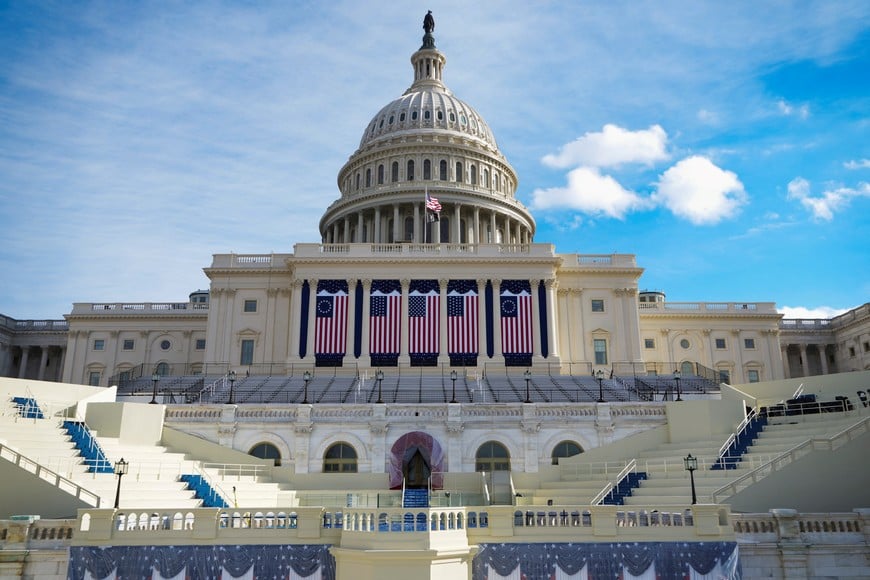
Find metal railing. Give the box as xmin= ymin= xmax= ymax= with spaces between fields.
xmin=0 ymin=442 xmax=101 ymax=507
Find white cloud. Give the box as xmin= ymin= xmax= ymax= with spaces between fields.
xmin=844 ymin=159 xmax=870 ymax=170
xmin=779 ymin=306 xmax=852 ymax=319
xmin=777 ymin=99 xmax=810 ymax=119
xmin=531 ymin=167 xmax=649 ymax=219
xmin=541 ymin=124 xmax=669 ymax=169
xmin=697 ymin=109 xmax=719 ymax=124
xmin=652 ymin=156 xmax=748 ymax=225
xmin=787 ymin=177 xmax=870 ymax=221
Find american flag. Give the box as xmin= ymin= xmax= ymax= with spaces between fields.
xmin=500 ymin=280 xmax=532 ymax=355
xmin=409 ymin=280 xmax=440 ymax=354
xmin=315 ymin=280 xmax=348 ymax=355
xmin=369 ymin=280 xmax=401 ymax=355
xmin=448 ymin=280 xmax=478 ymax=355
xmin=425 ymin=190 xmax=442 ymax=213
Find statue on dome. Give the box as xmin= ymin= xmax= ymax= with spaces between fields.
xmin=423 ymin=11 xmax=435 ymax=34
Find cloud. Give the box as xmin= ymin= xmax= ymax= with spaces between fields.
xmin=844 ymin=159 xmax=870 ymax=170
xmin=697 ymin=109 xmax=719 ymax=124
xmin=787 ymin=177 xmax=870 ymax=221
xmin=651 ymin=156 xmax=748 ymax=225
xmin=531 ymin=167 xmax=649 ymax=219
xmin=777 ymin=99 xmax=810 ymax=119
xmin=779 ymin=306 xmax=852 ymax=319
xmin=541 ymin=124 xmax=669 ymax=169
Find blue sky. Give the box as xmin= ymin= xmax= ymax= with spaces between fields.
xmin=1 ymin=1 xmax=868 ymax=320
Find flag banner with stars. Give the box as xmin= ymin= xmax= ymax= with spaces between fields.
xmin=499 ymin=280 xmax=532 ymax=356
xmin=471 ymin=541 xmax=740 ymax=579
xmin=448 ymin=279 xmax=478 ymax=356
xmin=408 ymin=279 xmax=440 ymax=356
xmin=315 ymin=280 xmax=348 ymax=357
xmin=369 ymin=279 xmax=401 ymax=355
xmin=67 ymin=544 xmax=336 ymax=580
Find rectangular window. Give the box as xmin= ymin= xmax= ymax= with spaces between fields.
xmin=849 ymin=347 xmax=856 ymax=357
xmin=593 ymin=339 xmax=608 ymax=365
xmin=718 ymin=370 xmax=730 ymax=383
xmin=93 ymin=339 xmax=105 ymax=351
xmin=240 ymin=339 xmax=255 ymax=366
xmin=644 ymin=338 xmax=655 ymax=349
xmin=118 ymin=370 xmax=131 ymax=384
xmin=744 ymin=338 xmax=756 ymax=349
xmin=88 ymin=371 xmax=101 ymax=386
xmin=122 ymin=339 xmax=134 ymax=350
xmin=195 ymin=339 xmax=206 ymax=350
xmin=243 ymin=299 xmax=257 ymax=313
xmin=591 ymin=299 xmax=605 ymax=312
xmin=715 ymin=338 xmax=726 ymax=349
xmin=747 ymin=370 xmax=760 ymax=383
xmin=863 ymin=341 xmax=870 ymax=353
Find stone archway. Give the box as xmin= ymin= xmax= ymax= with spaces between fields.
xmin=388 ymin=431 xmax=444 ymax=490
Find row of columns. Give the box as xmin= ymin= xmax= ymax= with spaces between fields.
xmin=324 ymin=202 xmax=532 ymax=246
xmin=0 ymin=344 xmax=65 ymax=381
xmin=781 ymin=343 xmax=832 ymax=378
xmin=291 ymin=278 xmax=559 ymax=366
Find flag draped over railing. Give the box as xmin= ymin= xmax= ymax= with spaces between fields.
xmin=500 ymin=280 xmax=533 ymax=366
xmin=448 ymin=279 xmax=478 ymax=366
xmin=315 ymin=279 xmax=348 ymax=366
xmin=370 ymin=279 xmax=401 ymax=366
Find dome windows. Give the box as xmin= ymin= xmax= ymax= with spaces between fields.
xmin=459 ymin=114 xmax=467 ymax=126
xmin=400 ymin=112 xmax=406 ymax=122
xmin=391 ymin=162 xmax=399 ymax=183
xmin=423 ymin=159 xmax=431 ymax=180
xmin=424 ymin=110 xmax=431 ymax=120
xmin=377 ymin=164 xmax=385 ymax=185
xmin=455 ymin=162 xmax=463 ymax=183
xmin=365 ymin=168 xmax=372 ymax=188
xmin=449 ymin=111 xmax=456 ymax=123
xmin=437 ymin=110 xmax=443 ymax=121
xmin=412 ymin=110 xmax=418 ymax=121
xmin=379 ymin=119 xmax=384 ymax=128
xmin=407 ymin=160 xmax=415 ymax=181
xmin=388 ymin=115 xmax=394 ymax=124
xmin=439 ymin=160 xmax=448 ymax=181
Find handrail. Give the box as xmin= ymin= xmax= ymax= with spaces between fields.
xmin=716 ymin=407 xmax=758 ymax=465
xmin=710 ymin=416 xmax=868 ymax=503
xmin=0 ymin=442 xmax=101 ymax=507
xmin=401 ymin=477 xmax=406 ymax=507
xmin=591 ymin=459 xmax=636 ymax=505
xmin=192 ymin=463 xmax=233 ymax=507
xmin=792 ymin=382 xmax=804 ymax=399
xmin=481 ymin=472 xmax=490 ymax=505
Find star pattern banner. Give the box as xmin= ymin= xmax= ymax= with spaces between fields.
xmin=408 ymin=280 xmax=440 ymax=363
xmin=315 ymin=280 xmax=348 ymax=365
xmin=500 ymin=280 xmax=532 ymax=365
xmin=448 ymin=279 xmax=479 ymax=365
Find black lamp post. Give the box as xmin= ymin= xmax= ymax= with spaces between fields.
xmin=684 ymin=453 xmax=698 ymax=505
xmin=595 ymin=369 xmax=606 ymax=403
xmin=113 ymin=457 xmax=128 ymax=509
xmin=375 ymin=369 xmax=385 ymax=404
xmin=227 ymin=370 xmax=236 ymax=404
xmin=302 ymin=370 xmax=311 ymax=404
xmin=524 ymin=369 xmax=532 ymax=403
xmin=149 ymin=373 xmax=160 ymax=404
xmin=450 ymin=369 xmax=458 ymax=404
xmin=674 ymin=369 xmax=683 ymax=401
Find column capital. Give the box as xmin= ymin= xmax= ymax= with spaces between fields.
xmin=361 ymin=279 xmax=372 ymax=290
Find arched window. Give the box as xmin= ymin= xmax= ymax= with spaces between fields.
xmin=391 ymin=162 xmax=399 ymax=183
xmin=424 ymin=110 xmax=431 ymax=120
xmin=323 ymin=443 xmax=357 ymax=473
xmin=439 ymin=160 xmax=448 ymax=181
xmin=407 ymin=160 xmax=415 ymax=181
xmin=377 ymin=165 xmax=384 ymax=185
xmin=250 ymin=442 xmax=282 ymax=466
xmin=365 ymin=168 xmax=371 ymax=188
xmin=476 ymin=441 xmax=510 ymax=472
xmin=470 ymin=165 xmax=477 ymax=185
xmin=482 ymin=168 xmax=489 ymax=188
xmin=154 ymin=362 xmax=169 ymax=376
xmin=455 ymin=162 xmax=463 ymax=183
xmin=551 ymin=441 xmax=583 ymax=465
xmin=355 ymin=173 xmax=361 ymax=191
xmin=494 ymin=173 xmax=500 ymax=192
xmin=423 ymin=159 xmax=431 ymax=180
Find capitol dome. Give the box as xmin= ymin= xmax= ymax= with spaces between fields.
xmin=321 ymin=18 xmax=534 ymax=246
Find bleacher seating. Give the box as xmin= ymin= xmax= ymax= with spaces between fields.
xmin=11 ymin=396 xmax=45 ymax=419
xmin=600 ymin=472 xmax=648 ymax=505
xmin=711 ymin=413 xmax=768 ymax=470
xmin=62 ymin=421 xmax=114 ymax=473
xmin=402 ymin=487 xmax=429 ymax=508
xmin=179 ymin=474 xmax=228 ymax=508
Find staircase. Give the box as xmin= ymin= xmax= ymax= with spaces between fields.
xmin=402 ymin=487 xmax=429 ymax=508
xmin=711 ymin=411 xmax=767 ymax=470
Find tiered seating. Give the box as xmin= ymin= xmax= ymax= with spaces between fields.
xmin=62 ymin=421 xmax=114 ymax=473
xmin=179 ymin=474 xmax=228 ymax=508
xmin=11 ymin=396 xmax=44 ymax=419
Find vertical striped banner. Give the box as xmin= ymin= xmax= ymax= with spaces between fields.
xmin=369 ymin=280 xmax=402 ymax=355
xmin=315 ymin=280 xmax=348 ymax=356
xmin=408 ymin=280 xmax=440 ymax=355
xmin=447 ymin=280 xmax=478 ymax=356
xmin=500 ymin=280 xmax=532 ymax=356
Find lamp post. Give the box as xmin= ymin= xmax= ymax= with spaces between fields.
xmin=302 ymin=370 xmax=311 ymax=404
xmin=149 ymin=373 xmax=160 ymax=404
xmin=375 ymin=369 xmax=385 ymax=404
xmin=227 ymin=370 xmax=236 ymax=404
xmin=674 ymin=369 xmax=683 ymax=402
xmin=523 ymin=369 xmax=533 ymax=403
xmin=684 ymin=453 xmax=698 ymax=505
xmin=595 ymin=369 xmax=606 ymax=403
xmin=450 ymin=369 xmax=458 ymax=403
xmin=113 ymin=457 xmax=129 ymax=509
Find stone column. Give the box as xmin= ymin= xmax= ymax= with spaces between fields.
xmin=343 ymin=216 xmax=350 ymax=244
xmin=37 ymin=347 xmax=49 ymax=381
xmin=374 ymin=207 xmax=381 ymax=243
xmin=393 ymin=204 xmax=400 ymax=242
xmin=521 ymin=405 xmax=541 ymax=473
xmin=305 ymin=279 xmax=318 ymax=364
xmin=473 ymin=206 xmax=480 ymax=244
xmin=294 ymin=409 xmax=313 ymax=474
xmin=504 ymin=216 xmax=512 ymax=244
xmin=446 ymin=405 xmax=464 ymax=472
xmin=57 ymin=346 xmax=67 ymax=381
xmin=369 ymin=405 xmax=388 ymax=474
xmin=413 ymin=204 xmax=420 ymax=243
xmin=399 ymin=279 xmax=411 ymax=366
xmin=490 ymin=212 xmax=497 ymax=243
xmin=360 ymin=279 xmax=372 ymax=367
xmin=288 ymin=279 xmax=304 ymax=362
xmin=530 ymin=279 xmax=542 ymax=361
xmin=732 ymin=330 xmax=745 ymax=382
xmin=17 ymin=347 xmax=29 ymax=378
xmin=781 ymin=344 xmax=791 ymax=379
xmin=477 ymin=278 xmax=488 ymax=363
xmin=438 ymin=278 xmax=449 ymax=365
xmin=491 ymin=279 xmax=504 ymax=365
xmin=545 ymin=279 xmax=560 ymax=360
xmin=818 ymin=344 xmax=829 ymax=374
xmin=356 ymin=212 xmax=364 ymax=243
xmin=798 ymin=344 xmax=809 ymax=377
xmin=453 ymin=203 xmax=461 ymax=244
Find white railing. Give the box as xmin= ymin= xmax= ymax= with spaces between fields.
xmin=710 ymin=417 xmax=869 ymax=503
xmin=591 ymin=459 xmax=636 ymax=505
xmin=0 ymin=443 xmax=101 ymax=507
xmin=716 ymin=408 xmax=759 ymax=465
